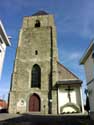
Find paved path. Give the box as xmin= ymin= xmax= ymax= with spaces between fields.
xmin=0 ymin=113 xmax=20 ymax=121
xmin=0 ymin=113 xmax=92 ymax=125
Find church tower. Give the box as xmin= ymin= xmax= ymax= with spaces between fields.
xmin=8 ymin=11 xmax=58 ymax=114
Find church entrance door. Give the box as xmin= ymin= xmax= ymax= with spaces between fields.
xmin=29 ymin=94 xmax=40 ymax=112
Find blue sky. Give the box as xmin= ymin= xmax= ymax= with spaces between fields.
xmin=0 ymin=0 xmax=94 ymax=102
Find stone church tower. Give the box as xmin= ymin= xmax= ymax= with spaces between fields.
xmin=9 ymin=11 xmax=84 ymax=114
xmin=9 ymin=11 xmax=58 ymax=114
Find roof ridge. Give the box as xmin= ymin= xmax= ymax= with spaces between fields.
xmin=32 ymin=10 xmax=48 ymax=16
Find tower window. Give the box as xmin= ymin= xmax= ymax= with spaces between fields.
xmin=35 ymin=50 xmax=38 ymax=55
xmin=31 ymin=64 xmax=41 ymax=88
xmin=35 ymin=20 xmax=40 ymax=27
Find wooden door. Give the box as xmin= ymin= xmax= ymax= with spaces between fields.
xmin=29 ymin=94 xmax=40 ymax=112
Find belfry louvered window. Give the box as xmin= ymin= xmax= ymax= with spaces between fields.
xmin=35 ymin=20 xmax=40 ymax=27
xmin=31 ymin=64 xmax=41 ymax=88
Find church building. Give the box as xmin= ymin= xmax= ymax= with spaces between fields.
xmin=8 ymin=11 xmax=84 ymax=114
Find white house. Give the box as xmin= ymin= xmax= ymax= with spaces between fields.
xmin=0 ymin=20 xmax=10 ymax=79
xmin=80 ymin=41 xmax=94 ymax=119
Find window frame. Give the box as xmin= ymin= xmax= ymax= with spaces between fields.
xmin=31 ymin=64 xmax=41 ymax=88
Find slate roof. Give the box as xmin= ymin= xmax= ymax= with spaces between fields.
xmin=57 ymin=62 xmax=79 ymax=80
xmin=0 ymin=99 xmax=7 ymax=108
xmin=57 ymin=62 xmax=82 ymax=86
xmin=32 ymin=11 xmax=48 ymax=16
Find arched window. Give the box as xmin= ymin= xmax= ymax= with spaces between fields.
xmin=31 ymin=64 xmax=41 ymax=88
xmin=35 ymin=20 xmax=40 ymax=27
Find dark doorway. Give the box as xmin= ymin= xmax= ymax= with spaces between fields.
xmin=29 ymin=94 xmax=40 ymax=112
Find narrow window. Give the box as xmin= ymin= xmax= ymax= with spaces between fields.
xmin=31 ymin=64 xmax=41 ymax=88
xmin=35 ymin=50 xmax=38 ymax=55
xmin=35 ymin=20 xmax=40 ymax=27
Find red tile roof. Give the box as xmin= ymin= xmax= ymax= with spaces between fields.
xmin=0 ymin=99 xmax=7 ymax=108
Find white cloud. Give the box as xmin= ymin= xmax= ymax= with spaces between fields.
xmin=68 ymin=52 xmax=82 ymax=60
xmin=59 ymin=50 xmax=85 ymax=79
xmin=59 ymin=50 xmax=82 ymax=63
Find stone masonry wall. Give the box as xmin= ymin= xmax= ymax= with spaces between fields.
xmin=9 ymin=14 xmax=59 ymax=114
